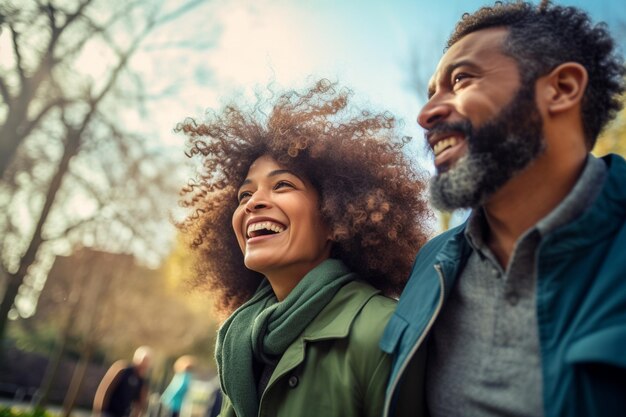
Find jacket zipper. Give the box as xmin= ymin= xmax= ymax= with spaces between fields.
xmin=382 ymin=263 xmax=446 ymax=417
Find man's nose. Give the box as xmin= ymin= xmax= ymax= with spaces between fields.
xmin=417 ymin=96 xmax=452 ymax=129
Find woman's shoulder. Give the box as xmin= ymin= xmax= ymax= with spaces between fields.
xmin=342 ymin=281 xmax=395 ymax=412
xmin=345 ymin=281 xmax=396 ymax=345
xmin=304 ymin=279 xmax=396 ymax=344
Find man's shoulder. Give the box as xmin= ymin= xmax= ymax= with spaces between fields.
xmin=108 ymin=361 xmax=137 ymax=383
xmin=427 ymin=223 xmax=466 ymax=246
xmin=104 ymin=360 xmax=130 ymax=378
xmin=603 ymin=154 xmax=626 ymax=195
xmin=414 ymin=223 xmax=467 ymax=265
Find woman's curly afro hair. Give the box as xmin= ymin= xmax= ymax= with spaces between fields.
xmin=177 ymin=79 xmax=432 ymax=314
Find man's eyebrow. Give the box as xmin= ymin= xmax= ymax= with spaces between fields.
xmin=427 ymin=82 xmax=436 ymax=100
xmin=427 ymin=59 xmax=480 ymax=99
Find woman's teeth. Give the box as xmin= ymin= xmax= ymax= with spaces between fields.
xmin=247 ymin=221 xmax=285 ymax=238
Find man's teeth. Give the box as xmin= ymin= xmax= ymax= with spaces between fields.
xmin=247 ymin=221 xmax=285 ymax=238
xmin=433 ymin=137 xmax=459 ymax=156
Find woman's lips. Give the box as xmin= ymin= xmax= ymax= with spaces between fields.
xmin=246 ymin=232 xmax=283 ymax=244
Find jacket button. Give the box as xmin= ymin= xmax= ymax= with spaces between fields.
xmin=288 ymin=375 xmax=299 ymax=388
xmin=507 ymin=292 xmax=519 ymax=306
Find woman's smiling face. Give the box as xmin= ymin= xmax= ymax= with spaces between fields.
xmin=231 ymin=155 xmax=332 ymax=284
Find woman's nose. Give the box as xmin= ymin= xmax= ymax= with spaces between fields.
xmin=245 ymin=192 xmax=270 ymax=212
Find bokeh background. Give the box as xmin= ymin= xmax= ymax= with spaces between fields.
xmin=1 ymin=0 xmax=625 ymax=414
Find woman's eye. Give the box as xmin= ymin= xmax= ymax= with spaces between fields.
xmin=274 ymin=180 xmax=294 ymax=190
xmin=238 ymin=191 xmax=252 ymax=203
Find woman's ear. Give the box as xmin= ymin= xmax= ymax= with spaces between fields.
xmin=537 ymin=62 xmax=588 ymax=114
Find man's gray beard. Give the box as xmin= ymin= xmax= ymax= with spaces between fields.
xmin=428 ymin=134 xmax=545 ymax=212
xmin=429 ymin=152 xmax=494 ymax=211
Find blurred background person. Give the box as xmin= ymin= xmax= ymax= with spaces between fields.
xmin=205 ymin=389 xmax=222 ymax=417
xmin=160 ymin=355 xmax=195 ymax=417
xmin=93 ymin=346 xmax=153 ymax=417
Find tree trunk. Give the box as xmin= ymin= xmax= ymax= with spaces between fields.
xmin=35 ymin=280 xmax=85 ymax=409
xmin=35 ymin=331 xmax=69 ymax=408
xmin=0 ymin=112 xmax=26 ymax=180
xmin=0 ymin=131 xmax=81 ymax=340
xmin=62 ymin=340 xmax=95 ymax=417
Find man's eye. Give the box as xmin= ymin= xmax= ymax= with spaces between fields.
xmin=453 ymin=73 xmax=470 ymax=85
xmin=238 ymin=191 xmax=252 ymax=203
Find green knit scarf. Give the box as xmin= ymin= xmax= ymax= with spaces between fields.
xmin=215 ymin=259 xmax=356 ymax=417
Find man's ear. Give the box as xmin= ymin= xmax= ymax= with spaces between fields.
xmin=537 ymin=62 xmax=588 ymax=114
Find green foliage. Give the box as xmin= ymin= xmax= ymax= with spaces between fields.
xmin=594 ymin=94 xmax=626 ymax=158
xmin=8 ymin=323 xmax=58 ymax=355
xmin=8 ymin=321 xmax=78 ymax=359
xmin=0 ymin=406 xmax=57 ymax=417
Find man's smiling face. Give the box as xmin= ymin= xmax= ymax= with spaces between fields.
xmin=418 ymin=27 xmax=545 ymax=210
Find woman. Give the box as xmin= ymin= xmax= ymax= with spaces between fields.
xmin=177 ymin=80 xmax=431 ymax=417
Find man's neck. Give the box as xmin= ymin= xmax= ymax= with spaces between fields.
xmin=483 ymin=152 xmax=587 ymax=267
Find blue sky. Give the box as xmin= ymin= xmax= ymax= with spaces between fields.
xmin=155 ymin=0 xmax=625 ymax=165
xmin=139 ymin=0 xmax=624 ymax=230
xmin=164 ymin=0 xmax=622 ymax=230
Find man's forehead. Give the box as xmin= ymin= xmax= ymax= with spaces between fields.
xmin=429 ymin=27 xmax=510 ymax=89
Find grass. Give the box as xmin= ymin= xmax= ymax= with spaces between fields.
xmin=0 ymin=406 xmax=57 ymax=417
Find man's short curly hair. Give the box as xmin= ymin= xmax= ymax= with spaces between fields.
xmin=177 ymin=80 xmax=432 ymax=314
xmin=448 ymin=0 xmax=625 ymax=149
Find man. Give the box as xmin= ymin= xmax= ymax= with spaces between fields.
xmin=381 ymin=2 xmax=626 ymax=417
xmin=93 ymin=346 xmax=152 ymax=417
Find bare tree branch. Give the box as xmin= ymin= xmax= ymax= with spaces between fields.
xmin=59 ymin=0 xmax=143 ymax=63
xmin=0 ymin=76 xmax=11 ymax=104
xmin=27 ymin=0 xmax=94 ymax=98
xmin=86 ymin=30 xmax=149 ymax=119
xmin=142 ymin=39 xmax=218 ymax=51
xmin=155 ymin=0 xmax=207 ymax=26
xmin=19 ymin=97 xmax=69 ymax=139
xmin=55 ymin=0 xmax=93 ymax=36
xmin=43 ymin=2 xmax=57 ymax=33
xmin=9 ymin=23 xmax=24 ymax=82
xmin=44 ymin=216 xmax=100 ymax=243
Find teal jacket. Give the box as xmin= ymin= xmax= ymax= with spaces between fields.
xmin=219 ymin=280 xmax=396 ymax=417
xmin=381 ymin=154 xmax=626 ymax=417
xmin=161 ymin=371 xmax=192 ymax=412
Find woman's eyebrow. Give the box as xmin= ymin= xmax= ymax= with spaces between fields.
xmin=237 ymin=169 xmax=301 ymax=190
xmin=267 ymin=169 xmax=297 ymax=178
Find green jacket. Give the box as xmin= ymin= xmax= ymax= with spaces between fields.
xmin=219 ymin=280 xmax=395 ymax=417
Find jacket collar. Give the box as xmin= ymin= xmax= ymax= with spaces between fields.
xmin=302 ymin=280 xmax=379 ymax=340
xmin=540 ymin=154 xmax=626 ymax=255
xmin=436 ymin=223 xmax=471 ymax=296
xmin=267 ymin=281 xmax=379 ymax=387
